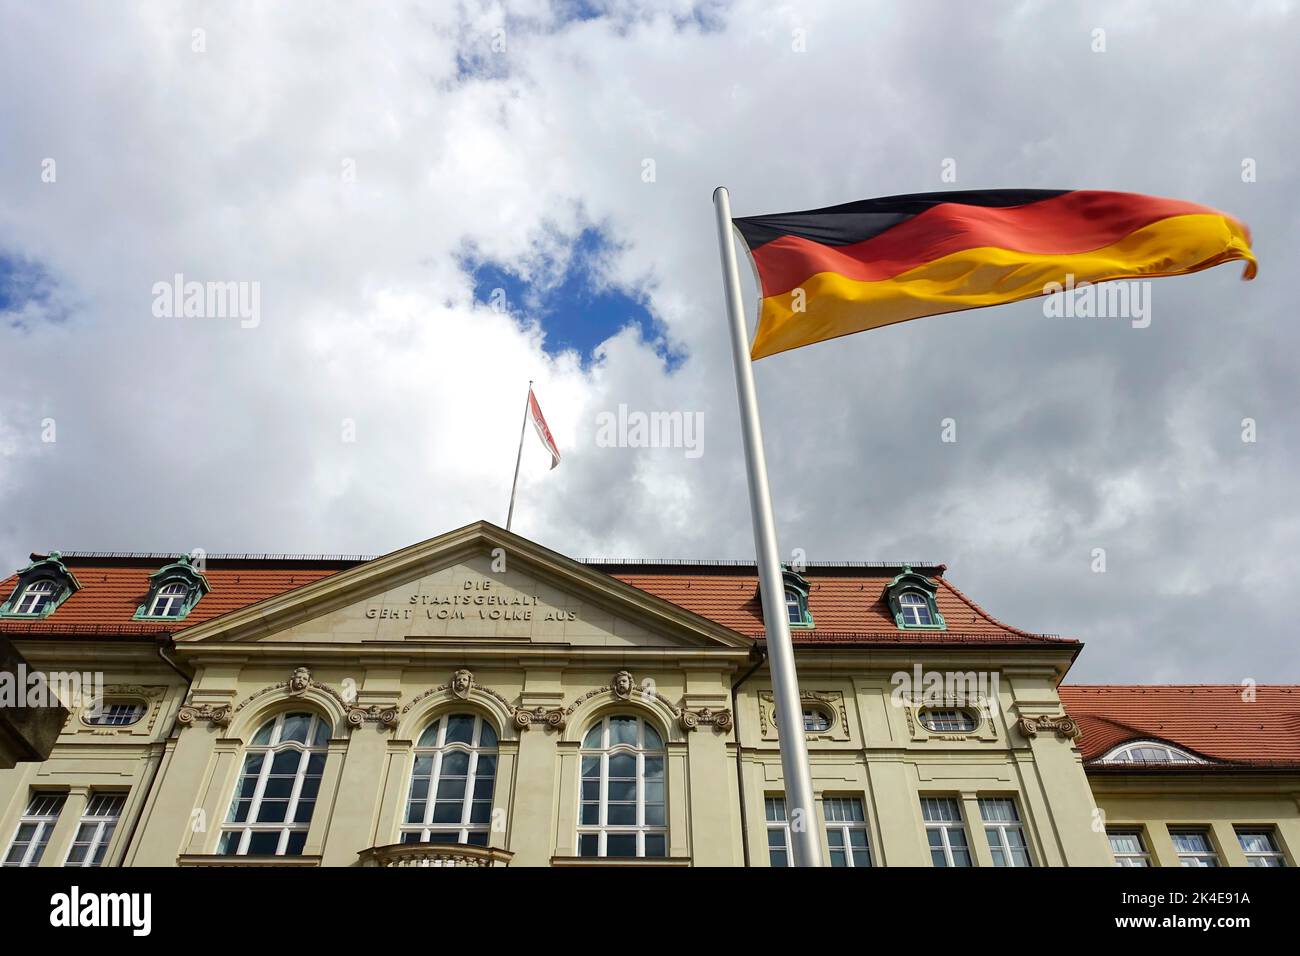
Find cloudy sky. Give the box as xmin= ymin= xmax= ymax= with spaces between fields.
xmin=1 ymin=1 xmax=1296 ymax=682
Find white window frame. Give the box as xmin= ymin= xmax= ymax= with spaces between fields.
xmin=401 ymin=713 xmax=498 ymax=846
xmin=147 ymin=581 xmax=190 ymax=618
xmin=85 ymin=702 xmax=147 ymax=726
xmin=765 ymin=795 xmax=792 ymax=867
xmin=1100 ymin=740 xmax=1206 ymax=765
xmin=921 ymin=796 xmax=972 ymax=867
xmin=219 ymin=711 xmax=329 ymax=857
xmin=13 ymin=579 xmax=57 ymax=616
xmin=577 ymin=715 xmax=667 ymax=859
xmin=1236 ymin=829 xmax=1286 ymax=867
xmin=899 ymin=591 xmax=933 ymax=626
xmin=920 ymin=708 xmax=978 ymax=733
xmin=1107 ymin=828 xmax=1152 ymax=867
xmin=3 ymin=792 xmax=66 ymax=867
xmin=802 ymin=706 xmax=831 ymax=733
xmin=823 ymin=796 xmax=871 ymax=867
xmin=980 ymin=797 xmax=1032 ymax=867
xmin=64 ymin=792 xmax=126 ymax=867
xmin=1170 ymin=828 xmax=1220 ymax=867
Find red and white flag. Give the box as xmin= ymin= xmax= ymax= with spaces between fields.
xmin=528 ymin=387 xmax=560 ymax=469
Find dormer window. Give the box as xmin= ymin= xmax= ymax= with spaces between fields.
xmin=148 ymin=582 xmax=190 ymax=618
xmin=898 ymin=592 xmax=933 ymax=627
xmin=1100 ymin=740 xmax=1208 ymax=765
xmin=134 ymin=555 xmax=209 ymax=622
xmin=779 ymin=569 xmax=813 ymax=629
xmin=14 ymin=580 xmax=56 ymax=616
xmin=0 ymin=552 xmax=80 ymax=619
xmin=885 ymin=567 xmax=946 ymax=631
xmin=784 ymin=590 xmax=803 ymax=625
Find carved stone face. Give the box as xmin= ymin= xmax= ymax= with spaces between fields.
xmin=289 ymin=667 xmax=311 ymax=695
xmin=613 ymin=670 xmax=633 ymax=699
xmin=451 ymin=669 xmax=473 ymax=699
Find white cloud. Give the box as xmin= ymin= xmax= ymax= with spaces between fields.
xmin=0 ymin=0 xmax=1296 ymax=681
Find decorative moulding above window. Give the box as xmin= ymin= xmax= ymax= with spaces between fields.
xmin=904 ymin=702 xmax=997 ymax=743
xmin=0 ymin=551 xmax=81 ymax=619
xmin=758 ymin=690 xmax=850 ymax=742
xmin=885 ymin=566 xmax=946 ymax=631
xmin=75 ymin=685 xmax=168 ymax=738
xmin=133 ymin=554 xmax=210 ymax=622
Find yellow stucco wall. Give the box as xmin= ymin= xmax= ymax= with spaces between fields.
xmin=1 ymin=541 xmax=1293 ymax=868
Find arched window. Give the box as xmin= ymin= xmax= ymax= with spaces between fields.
xmin=898 ymin=592 xmax=933 ymax=627
xmin=885 ymin=568 xmax=946 ymax=631
xmin=1100 ymin=740 xmax=1206 ymax=765
xmin=13 ymin=580 xmax=56 ymax=616
xmin=578 ymin=715 xmax=666 ymax=858
xmin=218 ymin=711 xmax=330 ymax=856
xmin=402 ymin=713 xmax=498 ymax=846
xmin=134 ymin=555 xmax=208 ymax=621
xmin=785 ymin=589 xmax=804 ymax=625
xmin=148 ymin=582 xmax=190 ymax=618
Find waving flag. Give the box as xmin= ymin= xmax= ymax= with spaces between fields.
xmin=733 ymin=189 xmax=1257 ymax=359
xmin=527 ymin=386 xmax=560 ymax=470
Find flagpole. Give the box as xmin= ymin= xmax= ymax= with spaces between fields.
xmin=713 ymin=186 xmax=823 ymax=867
xmin=505 ymin=381 xmax=533 ymax=532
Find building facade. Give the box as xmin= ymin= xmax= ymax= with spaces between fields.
xmin=0 ymin=521 xmax=1295 ymax=867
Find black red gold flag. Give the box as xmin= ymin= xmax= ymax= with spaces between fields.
xmin=733 ymin=189 xmax=1256 ymax=359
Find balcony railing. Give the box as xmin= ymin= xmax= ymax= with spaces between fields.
xmin=358 ymin=842 xmax=514 ymax=867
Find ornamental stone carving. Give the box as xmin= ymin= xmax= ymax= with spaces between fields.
xmin=1017 ymin=715 xmax=1080 ymax=740
xmin=678 ymin=707 xmax=734 ymax=733
xmin=347 ymin=704 xmax=400 ymax=728
xmin=288 ymin=666 xmax=312 ymax=696
xmin=176 ymin=703 xmax=231 ymax=727
xmin=451 ymin=668 xmax=474 ymax=700
xmin=612 ymin=670 xmax=634 ymax=700
xmin=513 ymin=706 xmax=566 ymax=731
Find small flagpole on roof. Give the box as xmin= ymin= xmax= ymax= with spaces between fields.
xmin=505 ymin=380 xmax=533 ymax=532
xmin=713 ymin=186 xmax=823 ymax=866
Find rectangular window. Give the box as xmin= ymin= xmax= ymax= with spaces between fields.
xmin=765 ymin=796 xmax=791 ymax=868
xmin=980 ymin=797 xmax=1032 ymax=867
xmin=1107 ymin=829 xmax=1151 ymax=867
xmin=1170 ymin=829 xmax=1219 ymax=867
xmin=823 ymin=796 xmax=871 ymax=867
xmin=1236 ymin=829 xmax=1285 ymax=867
xmin=65 ymin=793 xmax=126 ymax=867
xmin=3 ymin=792 xmax=66 ymax=867
xmin=921 ymin=796 xmax=971 ymax=867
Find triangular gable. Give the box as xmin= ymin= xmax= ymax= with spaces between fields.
xmin=173 ymin=521 xmax=751 ymax=650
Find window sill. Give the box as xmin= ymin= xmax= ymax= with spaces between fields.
xmin=177 ymin=854 xmax=322 ymax=867
xmin=550 ymin=855 xmax=692 ymax=867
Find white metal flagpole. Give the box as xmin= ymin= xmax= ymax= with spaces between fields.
xmin=713 ymin=186 xmax=823 ymax=867
xmin=505 ymin=380 xmax=533 ymax=532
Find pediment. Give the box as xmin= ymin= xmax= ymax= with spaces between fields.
xmin=173 ymin=521 xmax=750 ymax=650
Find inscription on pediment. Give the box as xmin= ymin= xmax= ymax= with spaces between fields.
xmin=268 ymin=556 xmax=676 ymax=646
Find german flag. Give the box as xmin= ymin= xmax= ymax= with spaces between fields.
xmin=733 ymin=189 xmax=1256 ymax=360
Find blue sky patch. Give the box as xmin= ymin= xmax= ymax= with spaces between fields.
xmin=0 ymin=253 xmax=58 ymax=328
xmin=466 ymin=227 xmax=681 ymax=368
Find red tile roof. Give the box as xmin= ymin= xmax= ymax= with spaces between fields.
xmin=1060 ymin=685 xmax=1300 ymax=770
xmin=0 ymin=554 xmax=1073 ymax=647
xmin=600 ymin=566 xmax=1073 ymax=646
